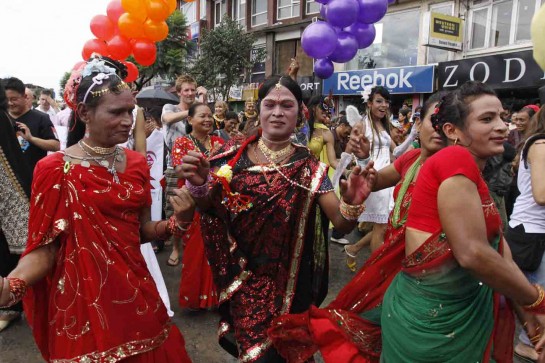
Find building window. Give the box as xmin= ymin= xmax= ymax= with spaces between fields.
xmin=427 ymin=2 xmax=455 ymax=64
xmin=214 ymin=0 xmax=227 ymax=27
xmin=200 ymin=0 xmax=206 ymax=20
xmin=468 ymin=0 xmax=542 ymax=49
xmin=275 ymin=40 xmax=314 ymax=76
xmin=182 ymin=2 xmax=196 ymax=24
xmin=306 ymin=0 xmax=320 ymax=14
xmin=346 ymin=8 xmax=420 ymax=70
xmin=251 ymin=44 xmax=266 ymax=83
xmin=233 ymin=0 xmax=247 ymax=29
xmin=278 ymin=0 xmax=300 ymax=20
xmin=251 ymin=0 xmax=267 ymax=27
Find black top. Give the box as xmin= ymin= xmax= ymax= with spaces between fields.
xmin=14 ymin=109 xmax=58 ymax=173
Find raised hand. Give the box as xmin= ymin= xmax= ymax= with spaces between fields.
xmin=340 ymin=160 xmax=376 ymax=206
xmin=171 ymin=187 xmax=196 ymax=223
xmin=346 ymin=121 xmax=370 ymax=160
xmin=175 ymin=150 xmax=210 ymax=186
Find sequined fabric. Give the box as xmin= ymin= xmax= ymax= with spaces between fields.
xmin=202 ymin=141 xmax=330 ymax=362
xmin=0 ymin=146 xmax=29 ymax=254
xmin=22 ymin=152 xmax=176 ymax=363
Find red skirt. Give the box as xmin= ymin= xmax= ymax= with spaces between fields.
xmin=179 ymin=213 xmax=218 ymax=309
xmin=122 ymin=325 xmax=191 ymax=362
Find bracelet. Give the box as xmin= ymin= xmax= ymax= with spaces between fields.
xmin=185 ymin=175 xmax=211 ymax=198
xmin=0 ymin=277 xmax=27 ymax=308
xmin=339 ymin=199 xmax=365 ymax=221
xmin=166 ymin=216 xmax=191 ymax=238
xmin=524 ymin=284 xmax=545 ymax=314
xmin=154 ymin=221 xmax=171 ymax=241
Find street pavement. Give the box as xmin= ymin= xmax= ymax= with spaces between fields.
xmin=0 ymin=229 xmax=527 ymax=362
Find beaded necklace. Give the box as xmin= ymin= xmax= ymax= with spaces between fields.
xmin=244 ymin=111 xmax=258 ymax=119
xmin=390 ymin=156 xmax=421 ymax=228
xmin=76 ymin=141 xmax=123 ymax=183
xmin=213 ymin=114 xmax=224 ymax=129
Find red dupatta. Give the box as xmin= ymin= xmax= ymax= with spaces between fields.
xmin=23 ymin=152 xmax=172 ymax=363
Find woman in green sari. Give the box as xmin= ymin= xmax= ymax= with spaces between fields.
xmin=381 ymin=81 xmax=545 ymax=362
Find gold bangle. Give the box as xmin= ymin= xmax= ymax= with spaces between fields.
xmin=526 ymin=284 xmax=545 ymax=309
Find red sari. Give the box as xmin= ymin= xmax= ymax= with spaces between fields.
xmin=171 ymin=135 xmax=223 ymax=309
xmin=23 ymin=151 xmax=191 ymax=363
xmin=269 ymin=149 xmax=421 ymax=363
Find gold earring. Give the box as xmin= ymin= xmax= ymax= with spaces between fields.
xmin=454 ymin=137 xmax=458 ymax=146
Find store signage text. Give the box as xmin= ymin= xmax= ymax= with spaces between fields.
xmin=322 ymin=65 xmax=435 ymax=95
xmin=438 ymin=50 xmax=545 ymax=90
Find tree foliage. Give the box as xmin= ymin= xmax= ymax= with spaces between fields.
xmin=131 ymin=10 xmax=194 ymax=90
xmin=189 ymin=17 xmax=266 ymax=101
xmin=59 ymin=72 xmax=71 ymax=97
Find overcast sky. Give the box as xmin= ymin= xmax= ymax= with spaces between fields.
xmin=0 ymin=0 xmax=112 ymax=96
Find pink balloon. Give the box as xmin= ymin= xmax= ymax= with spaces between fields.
xmin=107 ymin=0 xmax=125 ymax=23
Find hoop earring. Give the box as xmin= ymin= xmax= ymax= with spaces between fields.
xmin=454 ymin=137 xmax=458 ymax=146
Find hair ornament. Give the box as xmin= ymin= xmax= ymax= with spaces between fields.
xmin=82 ymin=72 xmax=128 ymax=104
xmin=430 ymin=96 xmax=445 ymax=131
xmin=81 ymin=57 xmax=116 ymax=78
xmin=361 ymin=85 xmax=373 ymax=103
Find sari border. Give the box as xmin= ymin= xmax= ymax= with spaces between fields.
xmin=50 ymin=325 xmax=171 ymax=363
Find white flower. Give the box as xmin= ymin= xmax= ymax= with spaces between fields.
xmin=360 ymin=85 xmax=373 ymax=103
xmin=82 ymin=58 xmax=116 ymax=77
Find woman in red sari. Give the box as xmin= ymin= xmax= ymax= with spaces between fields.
xmin=171 ymin=102 xmax=223 ymax=310
xmin=177 ymin=75 xmax=373 ymax=362
xmin=268 ymin=91 xmax=448 ymax=362
xmin=0 ymin=56 xmax=192 ymax=362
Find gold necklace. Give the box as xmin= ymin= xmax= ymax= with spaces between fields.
xmin=80 ymin=139 xmax=117 ymax=155
xmin=257 ymin=138 xmax=292 ymax=163
xmin=244 ymin=111 xmax=258 ymax=118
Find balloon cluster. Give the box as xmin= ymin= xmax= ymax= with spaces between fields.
xmin=302 ymin=0 xmax=392 ymax=79
xmin=81 ymin=0 xmax=177 ymax=82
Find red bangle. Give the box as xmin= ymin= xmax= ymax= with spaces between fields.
xmin=166 ymin=216 xmax=191 ymax=238
xmin=154 ymin=221 xmax=171 ymax=241
xmin=0 ymin=277 xmax=27 ymax=308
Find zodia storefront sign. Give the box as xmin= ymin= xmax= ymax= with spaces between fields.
xmin=322 ymin=65 xmax=435 ymax=95
xmin=438 ymin=50 xmax=545 ymax=90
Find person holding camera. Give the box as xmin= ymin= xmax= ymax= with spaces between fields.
xmin=4 ymin=77 xmax=59 ymax=173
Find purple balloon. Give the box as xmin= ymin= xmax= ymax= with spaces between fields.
xmin=320 ymin=4 xmax=327 ymax=20
xmin=328 ymin=31 xmax=359 ymax=63
xmin=345 ymin=22 xmax=376 ymax=49
xmin=326 ymin=0 xmax=359 ymax=28
xmin=357 ymin=0 xmax=388 ymax=24
xmin=301 ymin=21 xmax=338 ymax=59
xmin=315 ymin=0 xmax=330 ymax=4
xmin=314 ymin=58 xmax=334 ymax=79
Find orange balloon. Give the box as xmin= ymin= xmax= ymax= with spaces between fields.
xmin=162 ymin=0 xmax=177 ymax=14
xmin=121 ymin=0 xmax=148 ymax=22
xmin=118 ymin=12 xmax=146 ymax=39
xmin=144 ymin=19 xmax=169 ymax=41
xmin=146 ymin=0 xmax=170 ymax=22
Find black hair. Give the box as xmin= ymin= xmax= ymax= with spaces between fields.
xmin=185 ymin=102 xmax=211 ymax=134
xmin=225 ymin=110 xmax=238 ymax=121
xmin=0 ymin=80 xmax=7 ymax=111
xmin=40 ymin=89 xmax=54 ymax=97
xmin=421 ymin=91 xmax=449 ymax=121
xmin=431 ymin=81 xmax=496 ymax=143
xmin=399 ymin=108 xmax=410 ymax=117
xmin=67 ymin=57 xmax=128 ymax=148
xmin=307 ymin=94 xmax=328 ymax=136
xmin=257 ymin=75 xmax=304 ymax=129
xmin=336 ymin=116 xmax=350 ymax=127
xmin=4 ymin=77 xmax=25 ymax=95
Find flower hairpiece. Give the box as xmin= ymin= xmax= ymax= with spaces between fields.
xmin=361 ymin=85 xmax=373 ymax=103
xmin=430 ymin=97 xmax=445 ymax=131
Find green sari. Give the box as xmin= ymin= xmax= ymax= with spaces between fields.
xmin=381 ymin=233 xmax=504 ymax=362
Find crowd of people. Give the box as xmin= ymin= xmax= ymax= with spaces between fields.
xmin=1 ymin=53 xmax=545 ymax=363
